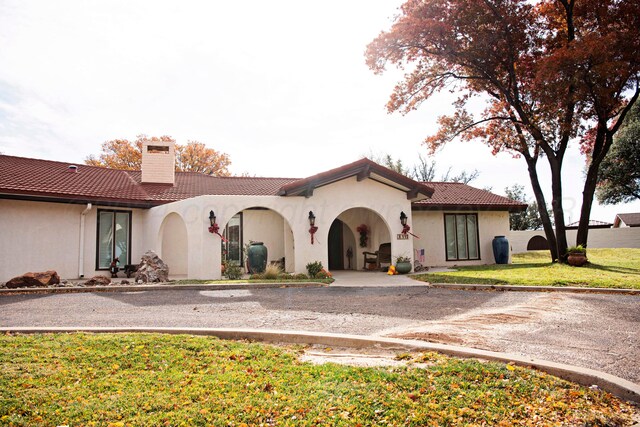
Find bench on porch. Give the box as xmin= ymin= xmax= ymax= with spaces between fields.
xmin=363 ymin=242 xmax=391 ymax=270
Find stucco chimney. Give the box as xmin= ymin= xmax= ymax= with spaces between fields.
xmin=141 ymin=139 xmax=175 ymax=184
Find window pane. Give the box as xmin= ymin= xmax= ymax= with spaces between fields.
xmin=445 ymin=215 xmax=457 ymax=260
xmin=115 ymin=212 xmax=130 ymax=265
xmin=98 ymin=212 xmax=114 ymax=269
xmin=456 ymin=215 xmax=468 ymax=259
xmin=467 ymin=215 xmax=479 ymax=259
xmin=224 ymin=214 xmax=242 ymax=263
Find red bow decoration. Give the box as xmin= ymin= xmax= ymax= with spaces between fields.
xmin=208 ymin=224 xmax=228 ymax=242
xmin=402 ymin=224 xmax=419 ymax=239
xmin=309 ymin=226 xmax=318 ymax=244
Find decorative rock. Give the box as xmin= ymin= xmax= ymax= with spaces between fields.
xmin=84 ymin=275 xmax=111 ymax=286
xmin=120 ymin=280 xmax=130 ymax=285
xmin=5 ymin=271 xmax=60 ymax=289
xmin=134 ymin=250 xmax=169 ymax=283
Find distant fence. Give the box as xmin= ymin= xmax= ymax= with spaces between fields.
xmin=509 ymin=228 xmax=640 ymax=253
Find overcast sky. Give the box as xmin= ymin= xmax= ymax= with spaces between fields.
xmin=1 ymin=0 xmax=638 ymax=224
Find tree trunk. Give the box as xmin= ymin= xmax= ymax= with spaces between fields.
xmin=548 ymin=157 xmax=568 ymax=262
xmin=524 ymin=156 xmax=558 ymax=261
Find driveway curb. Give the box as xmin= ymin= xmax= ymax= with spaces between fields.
xmin=429 ymin=283 xmax=640 ymax=295
xmin=0 ymin=282 xmax=326 ymax=296
xmin=2 ymin=326 xmax=639 ymax=404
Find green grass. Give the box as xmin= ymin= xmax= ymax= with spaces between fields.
xmin=413 ymin=248 xmax=640 ymax=289
xmin=0 ymin=333 xmax=634 ymax=426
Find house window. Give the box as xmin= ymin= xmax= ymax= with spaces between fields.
xmin=444 ymin=213 xmax=479 ymax=261
xmin=97 ymin=210 xmax=132 ymax=269
xmin=222 ymin=213 xmax=243 ymax=265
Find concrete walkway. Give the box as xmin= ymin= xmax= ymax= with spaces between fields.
xmin=331 ymin=270 xmax=428 ymax=287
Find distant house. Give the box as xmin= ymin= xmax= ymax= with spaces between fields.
xmin=0 ymin=140 xmax=526 ymax=281
xmin=613 ymin=213 xmax=640 ymax=228
xmin=565 ymin=219 xmax=612 ymax=230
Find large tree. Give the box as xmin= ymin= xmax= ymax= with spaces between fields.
xmin=504 ymin=184 xmax=552 ymax=230
xmin=366 ymin=0 xmax=640 ymax=261
xmin=596 ymin=102 xmax=640 ymax=204
xmin=86 ymin=135 xmax=231 ymax=176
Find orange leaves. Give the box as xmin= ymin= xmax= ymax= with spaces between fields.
xmin=84 ymin=135 xmax=232 ymax=176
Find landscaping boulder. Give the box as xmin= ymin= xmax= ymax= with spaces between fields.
xmin=84 ymin=275 xmax=111 ymax=286
xmin=5 ymin=270 xmax=60 ymax=289
xmin=134 ymin=250 xmax=169 ymax=283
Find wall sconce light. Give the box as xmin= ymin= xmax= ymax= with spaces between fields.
xmin=308 ymin=211 xmax=318 ymax=244
xmin=400 ymin=211 xmax=419 ymax=238
xmin=400 ymin=211 xmax=408 ymax=227
xmin=209 ymin=210 xmax=216 ymax=227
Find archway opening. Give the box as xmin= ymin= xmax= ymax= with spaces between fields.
xmin=160 ymin=212 xmax=188 ymax=278
xmin=222 ymin=207 xmax=295 ymax=272
xmin=527 ymin=235 xmax=549 ymax=251
xmin=329 ymin=208 xmax=390 ymax=271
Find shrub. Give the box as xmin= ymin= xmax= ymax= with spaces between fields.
xmin=567 ymin=245 xmax=587 ymax=254
xmin=315 ymin=270 xmax=330 ymax=279
xmin=278 ymin=273 xmax=293 ymax=280
xmin=306 ymin=261 xmax=323 ymax=277
xmin=249 ymin=273 xmax=265 ymax=280
xmin=294 ymin=273 xmax=309 ymax=280
xmin=264 ymin=263 xmax=282 ymax=280
xmin=223 ymin=261 xmax=243 ymax=280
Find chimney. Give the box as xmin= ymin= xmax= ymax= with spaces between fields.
xmin=141 ymin=139 xmax=175 ymax=184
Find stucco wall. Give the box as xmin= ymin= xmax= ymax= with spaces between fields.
xmin=510 ymin=228 xmax=640 ymax=253
xmin=243 ymin=209 xmax=285 ymax=264
xmin=0 ymin=200 xmax=145 ymax=281
xmin=411 ymin=210 xmax=511 ymax=266
xmin=143 ymin=176 xmax=415 ymax=279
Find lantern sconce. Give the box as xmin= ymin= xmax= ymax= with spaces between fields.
xmin=209 ymin=210 xmax=217 ymax=227
xmin=308 ymin=211 xmax=318 ymax=244
xmin=400 ymin=211 xmax=419 ymax=238
xmin=400 ymin=211 xmax=408 ymax=227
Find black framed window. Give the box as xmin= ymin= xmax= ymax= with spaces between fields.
xmin=444 ymin=213 xmax=480 ymax=261
xmin=96 ymin=209 xmax=132 ymax=269
xmin=222 ymin=213 xmax=243 ymax=265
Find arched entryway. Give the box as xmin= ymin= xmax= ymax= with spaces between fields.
xmin=222 ymin=207 xmax=295 ymax=272
xmin=159 ymin=212 xmax=188 ymax=278
xmin=328 ymin=208 xmax=390 ymax=271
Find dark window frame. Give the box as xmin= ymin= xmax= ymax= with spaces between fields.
xmin=95 ymin=208 xmax=133 ymax=270
xmin=444 ymin=213 xmax=481 ymax=261
xmin=222 ymin=212 xmax=244 ymax=266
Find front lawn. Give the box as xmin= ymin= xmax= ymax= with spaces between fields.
xmin=0 ymin=333 xmax=635 ymax=426
xmin=413 ymin=248 xmax=640 ymax=289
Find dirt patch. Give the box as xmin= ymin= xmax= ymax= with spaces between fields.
xmin=391 ymin=332 xmax=466 ymax=345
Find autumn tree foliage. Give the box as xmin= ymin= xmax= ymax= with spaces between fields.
xmin=366 ymin=0 xmax=640 ymax=261
xmin=86 ymin=135 xmax=231 ymax=176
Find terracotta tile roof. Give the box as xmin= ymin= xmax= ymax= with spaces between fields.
xmin=0 ymin=154 xmax=526 ymax=212
xmin=412 ymin=182 xmax=527 ymax=212
xmin=614 ymin=213 xmax=640 ymax=227
xmin=565 ymin=219 xmax=612 ymax=229
xmin=0 ymin=155 xmax=297 ymax=207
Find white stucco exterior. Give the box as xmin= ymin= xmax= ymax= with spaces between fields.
xmin=0 ymin=170 xmax=516 ymax=282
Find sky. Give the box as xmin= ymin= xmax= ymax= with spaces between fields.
xmin=1 ymin=0 xmax=638 ymax=225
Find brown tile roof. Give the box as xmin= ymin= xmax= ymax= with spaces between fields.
xmin=278 ymin=158 xmax=435 ymax=200
xmin=412 ymin=182 xmax=527 ymax=212
xmin=0 ymin=154 xmax=526 ymax=212
xmin=614 ymin=213 xmax=640 ymax=227
xmin=0 ymin=155 xmax=297 ymax=207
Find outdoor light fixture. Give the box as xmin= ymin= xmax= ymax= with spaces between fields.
xmin=209 ymin=210 xmax=216 ymax=227
xmin=400 ymin=211 xmax=408 ymax=226
xmin=308 ymin=211 xmax=318 ymax=244
xmin=400 ymin=211 xmax=419 ymax=238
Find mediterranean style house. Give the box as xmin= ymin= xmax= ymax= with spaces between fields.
xmin=0 ymin=140 xmax=526 ymax=281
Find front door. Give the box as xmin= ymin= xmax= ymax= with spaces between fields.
xmin=328 ymin=219 xmax=344 ymax=270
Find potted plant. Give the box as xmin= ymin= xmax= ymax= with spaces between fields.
xmin=394 ymin=255 xmax=412 ymax=274
xmin=566 ymin=245 xmax=588 ymax=267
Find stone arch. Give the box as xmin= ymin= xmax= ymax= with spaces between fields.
xmin=159 ymin=212 xmax=188 ymax=277
xmin=330 ymin=207 xmax=392 ymax=271
xmin=527 ymin=235 xmax=549 ymax=251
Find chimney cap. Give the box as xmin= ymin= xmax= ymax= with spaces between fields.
xmin=68 ymin=165 xmax=78 ymax=172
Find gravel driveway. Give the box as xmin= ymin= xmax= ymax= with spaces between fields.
xmin=1 ymin=284 xmax=638 ymax=384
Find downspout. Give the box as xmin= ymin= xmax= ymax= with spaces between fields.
xmin=79 ymin=203 xmax=92 ymax=278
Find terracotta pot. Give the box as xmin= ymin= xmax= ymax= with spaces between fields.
xmin=567 ymin=252 xmax=588 ymax=267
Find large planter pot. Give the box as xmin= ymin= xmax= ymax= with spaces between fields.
xmin=567 ymin=252 xmax=588 ymax=267
xmin=247 ymin=242 xmax=268 ymax=274
xmin=395 ymin=262 xmax=412 ymax=274
xmin=492 ymin=235 xmax=510 ymax=265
